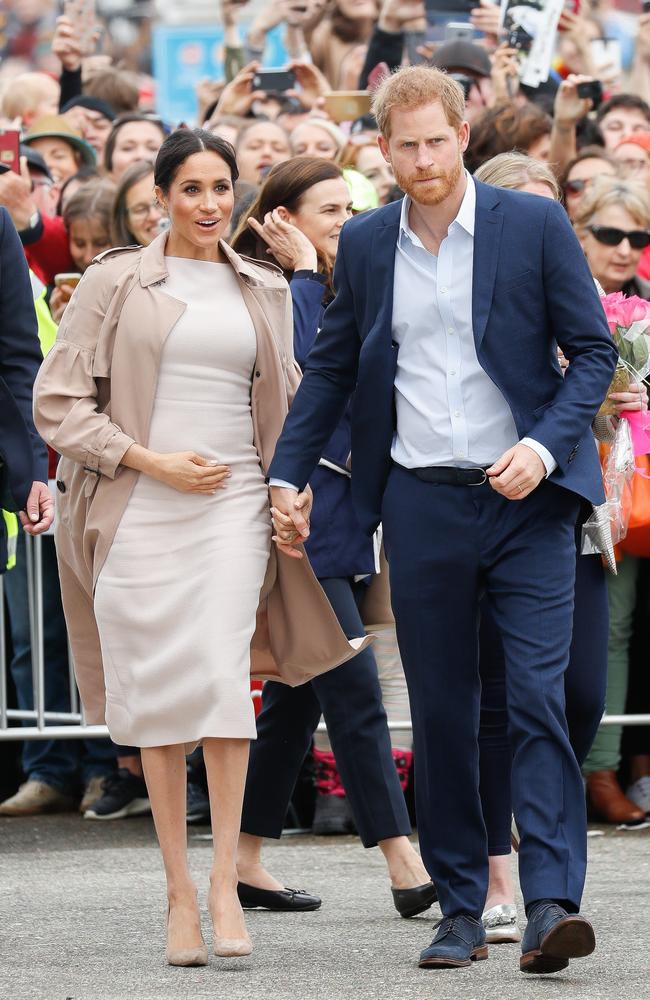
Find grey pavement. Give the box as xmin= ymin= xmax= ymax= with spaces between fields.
xmin=0 ymin=816 xmax=648 ymax=1000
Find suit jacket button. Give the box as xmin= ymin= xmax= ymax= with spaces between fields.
xmin=56 ymin=480 xmax=66 ymax=493
xmin=255 ymin=370 xmax=261 ymax=377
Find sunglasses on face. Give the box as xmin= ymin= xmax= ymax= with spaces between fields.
xmin=587 ymin=224 xmax=650 ymax=249
xmin=564 ymin=178 xmax=589 ymax=195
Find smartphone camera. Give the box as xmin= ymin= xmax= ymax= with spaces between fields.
xmin=576 ymin=79 xmax=603 ymax=109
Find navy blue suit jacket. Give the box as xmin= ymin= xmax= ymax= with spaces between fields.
xmin=0 ymin=208 xmax=46 ymax=550
xmin=269 ymin=181 xmax=619 ymax=536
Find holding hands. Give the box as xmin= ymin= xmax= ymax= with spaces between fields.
xmin=270 ymin=486 xmax=313 ymax=559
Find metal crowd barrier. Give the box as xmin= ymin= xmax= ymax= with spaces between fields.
xmin=1 ymin=534 xmax=649 ymax=742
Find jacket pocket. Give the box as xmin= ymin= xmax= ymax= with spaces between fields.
xmin=496 ymin=269 xmax=533 ymax=292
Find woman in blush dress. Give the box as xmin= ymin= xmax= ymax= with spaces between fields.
xmin=34 ymin=129 xmax=367 ymax=967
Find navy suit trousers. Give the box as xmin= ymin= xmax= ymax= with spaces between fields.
xmin=382 ymin=464 xmax=587 ymax=919
xmin=478 ymin=537 xmax=608 ymax=855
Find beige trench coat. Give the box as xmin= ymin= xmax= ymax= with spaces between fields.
xmin=33 ymin=234 xmax=370 ymax=725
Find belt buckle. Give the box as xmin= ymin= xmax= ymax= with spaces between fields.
xmin=467 ymin=468 xmax=488 ymax=487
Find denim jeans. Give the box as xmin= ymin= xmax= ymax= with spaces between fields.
xmin=3 ymin=531 xmax=116 ymax=794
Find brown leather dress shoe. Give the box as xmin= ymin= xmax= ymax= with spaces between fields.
xmin=586 ymin=770 xmax=646 ymax=825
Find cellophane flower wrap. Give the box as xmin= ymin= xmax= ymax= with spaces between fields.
xmin=582 ymin=293 xmax=650 ymax=570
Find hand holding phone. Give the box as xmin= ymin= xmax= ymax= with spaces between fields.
xmin=63 ymin=0 xmax=97 ymax=58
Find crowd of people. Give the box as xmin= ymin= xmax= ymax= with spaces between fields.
xmin=1 ymin=0 xmax=650 ymax=974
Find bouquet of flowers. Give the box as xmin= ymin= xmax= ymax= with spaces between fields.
xmin=582 ymin=292 xmax=650 ymax=571
xmin=597 ymin=292 xmax=650 ymax=416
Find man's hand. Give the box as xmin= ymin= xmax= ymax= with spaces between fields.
xmin=0 ymin=158 xmax=36 ymax=232
xmin=270 ymin=485 xmax=312 ymax=559
xmin=487 ymin=443 xmax=546 ymax=500
xmin=19 ymin=482 xmax=54 ymax=536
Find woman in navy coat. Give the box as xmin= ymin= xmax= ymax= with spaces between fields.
xmin=230 ymin=157 xmax=435 ymax=917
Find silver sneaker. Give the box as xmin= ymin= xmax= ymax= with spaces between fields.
xmin=482 ymin=903 xmax=522 ymax=943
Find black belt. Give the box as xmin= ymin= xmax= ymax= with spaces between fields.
xmin=408 ymin=465 xmax=490 ymax=486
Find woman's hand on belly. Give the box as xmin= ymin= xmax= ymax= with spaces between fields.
xmin=123 ymin=444 xmax=231 ymax=494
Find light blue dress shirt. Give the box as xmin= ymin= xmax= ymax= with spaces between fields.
xmin=270 ymin=173 xmax=555 ymax=491
xmin=391 ymin=173 xmax=556 ymax=474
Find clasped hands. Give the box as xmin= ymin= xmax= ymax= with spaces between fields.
xmin=269 ymin=486 xmax=313 ymax=559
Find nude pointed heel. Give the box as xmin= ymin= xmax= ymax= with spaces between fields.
xmin=213 ymin=935 xmax=253 ymax=958
xmin=165 ymin=908 xmax=209 ymax=967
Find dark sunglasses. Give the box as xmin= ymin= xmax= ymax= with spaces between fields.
xmin=564 ymin=178 xmax=588 ymax=195
xmin=587 ymin=225 xmax=650 ymax=250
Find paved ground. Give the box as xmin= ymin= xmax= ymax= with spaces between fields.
xmin=0 ymin=816 xmax=648 ymax=1000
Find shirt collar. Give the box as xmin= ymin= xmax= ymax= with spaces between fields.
xmin=399 ymin=170 xmax=476 ymax=248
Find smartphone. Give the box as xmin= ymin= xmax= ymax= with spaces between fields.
xmin=322 ymin=91 xmax=372 ymax=123
xmin=444 ymin=21 xmax=476 ymax=42
xmin=251 ymin=69 xmax=296 ymax=93
xmin=54 ymin=272 xmax=82 ymax=288
xmin=63 ymin=0 xmax=96 ymax=57
xmin=590 ymin=37 xmax=622 ymax=75
xmin=576 ymin=79 xmax=603 ymax=109
xmin=0 ymin=129 xmax=20 ymax=174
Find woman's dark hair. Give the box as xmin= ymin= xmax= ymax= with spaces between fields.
xmin=63 ymin=180 xmax=116 ymax=237
xmin=111 ymin=160 xmax=155 ymax=245
xmin=466 ymin=102 xmax=553 ymax=175
xmin=230 ymin=156 xmax=344 ymax=289
xmin=104 ymin=113 xmax=167 ymax=173
xmin=154 ymin=128 xmax=239 ymax=194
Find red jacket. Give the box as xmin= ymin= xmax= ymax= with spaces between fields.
xmin=24 ymin=214 xmax=75 ymax=285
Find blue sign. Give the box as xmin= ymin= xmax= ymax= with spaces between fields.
xmin=153 ymin=24 xmax=288 ymax=127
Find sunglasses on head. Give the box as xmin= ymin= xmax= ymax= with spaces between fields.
xmin=587 ymin=225 xmax=650 ymax=249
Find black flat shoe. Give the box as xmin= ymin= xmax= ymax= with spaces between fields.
xmin=237 ymin=882 xmax=322 ymax=911
xmin=392 ymin=880 xmax=438 ymax=918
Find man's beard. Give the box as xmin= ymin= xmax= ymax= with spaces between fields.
xmin=392 ymin=153 xmax=463 ymax=207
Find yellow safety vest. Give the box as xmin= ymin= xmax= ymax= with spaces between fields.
xmin=3 ymin=272 xmax=57 ymax=570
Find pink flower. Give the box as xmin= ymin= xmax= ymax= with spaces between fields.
xmin=601 ymin=291 xmax=627 ymax=329
xmin=617 ymin=295 xmax=650 ymax=329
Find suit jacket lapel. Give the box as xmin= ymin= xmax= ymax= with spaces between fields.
xmin=369 ymin=202 xmax=400 ymax=339
xmin=472 ymin=182 xmax=503 ymax=352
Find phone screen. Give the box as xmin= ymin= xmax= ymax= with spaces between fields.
xmin=0 ymin=130 xmax=20 ymax=174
